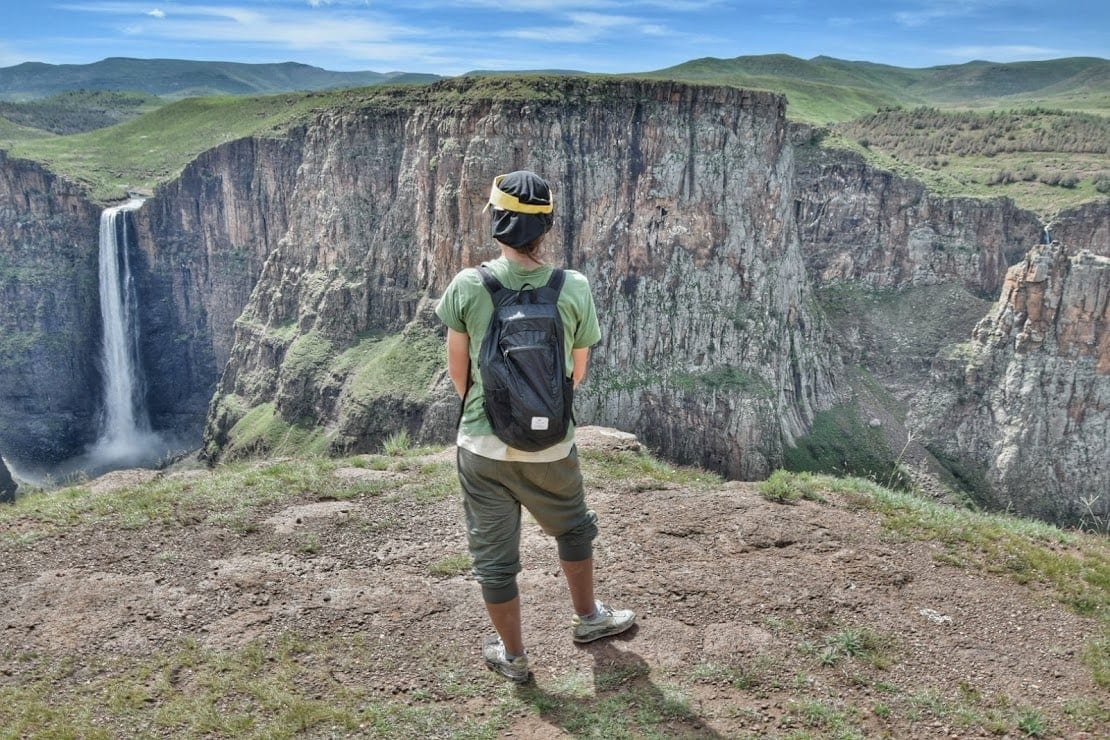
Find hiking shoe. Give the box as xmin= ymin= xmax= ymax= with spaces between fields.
xmin=572 ymin=600 xmax=636 ymax=643
xmin=482 ymin=636 xmax=531 ymax=683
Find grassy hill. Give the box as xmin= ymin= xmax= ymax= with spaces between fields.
xmin=642 ymin=55 xmax=1110 ymax=122
xmin=0 ymin=432 xmax=1106 ymax=737
xmin=3 ymin=88 xmax=374 ymax=200
xmin=1 ymin=58 xmax=1106 ymax=212
xmin=0 ymin=57 xmax=442 ymax=101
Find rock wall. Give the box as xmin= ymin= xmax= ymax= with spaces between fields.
xmin=0 ymin=151 xmax=102 ymax=462
xmin=0 ymin=456 xmax=15 ymax=503
xmin=792 ymin=143 xmax=1110 ymax=521
xmin=0 ymin=134 xmax=290 ymax=466
xmin=913 ymin=244 xmax=1110 ymax=524
xmin=130 ymin=136 xmax=301 ymax=438
xmin=4 ymin=77 xmax=1106 ymax=522
xmin=1051 ymin=199 xmax=1110 ymax=257
xmin=794 ymin=145 xmax=1043 ymax=298
xmin=203 ymin=77 xmax=841 ymax=478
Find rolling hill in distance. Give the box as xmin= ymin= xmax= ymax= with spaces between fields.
xmin=1 ymin=54 xmax=1106 ymax=121
xmin=0 ymin=54 xmax=1106 ymax=213
xmin=0 ymin=57 xmax=442 ymax=101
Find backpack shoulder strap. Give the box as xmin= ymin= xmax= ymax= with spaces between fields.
xmin=545 ymin=268 xmax=566 ymax=294
xmin=477 ymin=264 xmax=504 ymax=296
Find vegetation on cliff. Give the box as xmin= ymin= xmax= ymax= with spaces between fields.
xmin=0 ymin=90 xmax=163 ymax=135
xmin=827 ymin=107 xmax=1110 ymax=218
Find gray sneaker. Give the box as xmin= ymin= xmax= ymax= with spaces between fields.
xmin=572 ymin=600 xmax=636 ymax=643
xmin=482 ymin=636 xmax=531 ymax=683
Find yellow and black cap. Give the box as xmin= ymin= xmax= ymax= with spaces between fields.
xmin=484 ymin=170 xmax=554 ymax=249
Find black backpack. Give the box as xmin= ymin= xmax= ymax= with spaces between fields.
xmin=476 ymin=264 xmax=572 ymax=451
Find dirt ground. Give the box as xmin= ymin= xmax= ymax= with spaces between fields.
xmin=0 ymin=428 xmax=1106 ymax=738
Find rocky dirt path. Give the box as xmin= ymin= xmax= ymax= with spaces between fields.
xmin=0 ymin=430 xmax=1106 ymax=738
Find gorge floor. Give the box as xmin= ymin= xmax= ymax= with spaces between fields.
xmin=0 ymin=429 xmax=1105 ymax=738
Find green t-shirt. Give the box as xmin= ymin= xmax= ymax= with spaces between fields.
xmin=435 ymin=256 xmax=602 ymax=438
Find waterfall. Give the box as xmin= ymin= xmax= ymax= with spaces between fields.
xmin=89 ymin=198 xmax=161 ymax=466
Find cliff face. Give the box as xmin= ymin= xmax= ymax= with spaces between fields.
xmin=0 ymin=456 xmax=15 ymax=502
xmin=914 ymin=245 xmax=1110 ymax=524
xmin=792 ymin=143 xmax=1110 ymax=520
xmin=794 ymin=146 xmax=1043 ymax=298
xmin=203 ymin=78 xmax=841 ymax=478
xmin=1051 ymin=200 xmax=1110 ymax=257
xmin=0 ymin=152 xmax=102 ymax=462
xmin=4 ymin=78 xmax=1106 ymax=523
xmin=0 ymin=136 xmax=287 ymax=467
xmin=131 ymin=136 xmax=301 ymax=438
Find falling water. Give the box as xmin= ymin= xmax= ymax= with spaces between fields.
xmin=88 ymin=198 xmax=161 ymax=466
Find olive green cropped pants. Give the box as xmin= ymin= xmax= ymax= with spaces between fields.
xmin=456 ymin=446 xmax=599 ymax=604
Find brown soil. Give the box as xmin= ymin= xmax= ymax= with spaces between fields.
xmin=0 ymin=428 xmax=1105 ymax=738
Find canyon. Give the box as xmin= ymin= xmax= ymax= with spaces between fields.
xmin=0 ymin=77 xmax=1106 ymax=524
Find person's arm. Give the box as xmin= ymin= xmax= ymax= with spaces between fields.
xmin=571 ymin=346 xmax=590 ymax=389
xmin=446 ymin=328 xmax=471 ymax=399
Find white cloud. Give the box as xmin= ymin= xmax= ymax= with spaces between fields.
xmin=502 ymin=11 xmax=671 ymax=43
xmin=58 ymin=2 xmax=443 ymax=66
xmin=894 ymin=0 xmax=1001 ymax=28
xmin=147 ymin=8 xmax=165 ymax=18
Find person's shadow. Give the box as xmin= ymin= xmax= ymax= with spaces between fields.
xmin=515 ymin=631 xmax=723 ymax=738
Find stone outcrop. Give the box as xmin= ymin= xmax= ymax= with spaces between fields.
xmin=202 ymin=77 xmax=841 ymax=478
xmin=912 ymin=244 xmax=1110 ymax=524
xmin=0 ymin=152 xmax=102 ymax=462
xmin=0 ymin=456 xmax=15 ymax=502
xmin=1050 ymin=199 xmax=1110 ymax=258
xmin=794 ymin=145 xmax=1043 ymax=298
xmin=791 ymin=143 xmax=1110 ymax=520
xmin=130 ymin=136 xmax=301 ymax=438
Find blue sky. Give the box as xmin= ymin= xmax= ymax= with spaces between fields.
xmin=2 ymin=1 xmax=1107 ymax=74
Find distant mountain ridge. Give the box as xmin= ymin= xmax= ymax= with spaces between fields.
xmin=0 ymin=57 xmax=442 ymax=100
xmin=639 ymin=54 xmax=1109 ymax=121
xmin=3 ymin=55 xmax=1106 ymax=114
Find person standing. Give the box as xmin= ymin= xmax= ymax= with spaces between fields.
xmin=435 ymin=170 xmax=635 ymax=683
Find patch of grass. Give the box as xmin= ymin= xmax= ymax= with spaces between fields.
xmin=1016 ymin=707 xmax=1049 ymax=737
xmin=344 ymin=324 xmax=444 ymax=401
xmin=0 ymin=457 xmax=346 ymax=533
xmin=1061 ymin=696 xmax=1110 ymax=732
xmin=783 ymin=404 xmax=911 ymax=490
xmin=382 ymin=429 xmax=412 ymax=456
xmin=758 ymin=470 xmax=825 ymax=504
xmin=787 ymin=698 xmax=863 ymax=736
xmin=515 ymin=675 xmax=705 ymax=739
xmin=789 ymin=471 xmax=1110 ymax=691
xmin=222 ymin=402 xmax=331 ymax=461
xmin=579 ymin=448 xmax=722 ymax=489
xmin=690 ymin=656 xmax=777 ymax=691
xmin=297 ymin=533 xmax=322 ymax=555
xmin=1082 ymin=631 xmax=1110 ymax=689
xmin=818 ymin=627 xmax=897 ymax=670
xmin=7 ymin=90 xmax=366 ymax=201
xmin=428 ymin=552 xmax=471 ymax=577
xmin=282 ymin=330 xmax=335 ymax=381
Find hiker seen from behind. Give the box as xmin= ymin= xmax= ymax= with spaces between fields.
xmin=435 ymin=170 xmax=636 ymax=684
